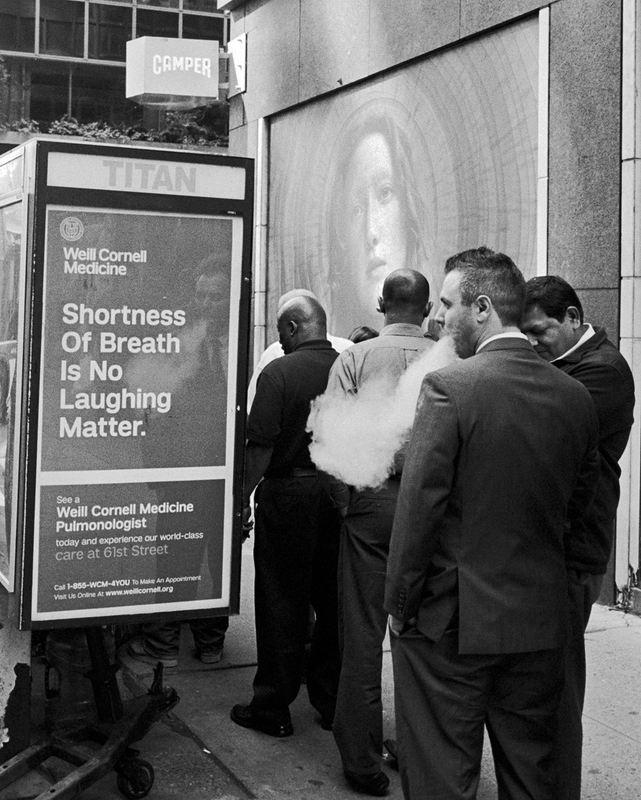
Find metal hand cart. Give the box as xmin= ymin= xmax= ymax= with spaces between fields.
xmin=0 ymin=627 xmax=178 ymax=800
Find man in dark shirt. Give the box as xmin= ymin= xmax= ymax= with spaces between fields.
xmin=522 ymin=275 xmax=635 ymax=800
xmin=231 ymin=295 xmax=342 ymax=737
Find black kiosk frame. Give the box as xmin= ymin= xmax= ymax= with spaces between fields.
xmin=5 ymin=138 xmax=253 ymax=629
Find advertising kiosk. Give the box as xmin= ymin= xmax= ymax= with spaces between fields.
xmin=0 ymin=136 xmax=253 ymax=795
xmin=0 ymin=138 xmax=252 ymax=628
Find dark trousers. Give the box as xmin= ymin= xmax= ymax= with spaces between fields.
xmin=333 ymin=482 xmax=398 ymax=775
xmin=391 ymin=628 xmax=564 ymax=800
xmin=142 ymin=615 xmax=229 ymax=657
xmin=250 ymin=476 xmax=341 ymax=723
xmin=553 ymin=571 xmax=603 ymax=800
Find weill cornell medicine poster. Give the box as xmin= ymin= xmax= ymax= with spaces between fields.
xmin=32 ymin=207 xmax=242 ymax=622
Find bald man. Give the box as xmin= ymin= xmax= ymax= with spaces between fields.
xmin=247 ymin=289 xmax=352 ymax=409
xmin=323 ymin=270 xmax=434 ymax=796
xmin=231 ymin=296 xmax=342 ymax=738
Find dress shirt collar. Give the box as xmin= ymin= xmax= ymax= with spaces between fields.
xmin=475 ymin=331 xmax=528 ymax=354
xmin=551 ymin=324 xmax=595 ymax=363
xmin=380 ymin=323 xmax=426 ymax=338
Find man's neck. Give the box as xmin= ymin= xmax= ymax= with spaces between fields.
xmin=292 ymin=332 xmax=328 ymax=349
xmin=476 ymin=325 xmax=521 ymax=349
xmin=383 ymin=314 xmax=424 ymax=327
xmin=551 ymin=323 xmax=594 ymax=362
xmin=574 ymin=323 xmax=590 ymax=342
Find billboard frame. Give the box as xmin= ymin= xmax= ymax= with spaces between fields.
xmin=10 ymin=138 xmax=253 ymax=630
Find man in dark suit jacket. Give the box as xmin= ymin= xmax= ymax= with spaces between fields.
xmin=522 ymin=275 xmax=635 ymax=800
xmin=384 ymin=247 xmax=600 ymax=800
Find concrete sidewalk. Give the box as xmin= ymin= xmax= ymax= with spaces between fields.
xmin=2 ymin=541 xmax=640 ymax=800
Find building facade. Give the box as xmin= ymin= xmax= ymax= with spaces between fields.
xmin=220 ymin=0 xmax=640 ymax=604
xmin=0 ymin=0 xmax=229 ymax=129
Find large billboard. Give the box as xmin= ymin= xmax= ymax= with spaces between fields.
xmin=31 ymin=207 xmax=241 ymax=623
xmin=268 ymin=16 xmax=540 ymax=337
xmin=5 ymin=140 xmax=253 ymax=628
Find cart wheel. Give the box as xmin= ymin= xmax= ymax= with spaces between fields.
xmin=116 ymin=759 xmax=155 ymax=799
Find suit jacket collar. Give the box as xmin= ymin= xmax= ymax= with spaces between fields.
xmin=474 ymin=337 xmax=535 ymax=355
xmin=552 ymin=326 xmax=607 ymax=366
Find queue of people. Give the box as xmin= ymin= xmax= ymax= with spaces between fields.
xmin=230 ymin=249 xmax=634 ymax=800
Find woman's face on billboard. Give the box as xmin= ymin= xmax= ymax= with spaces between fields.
xmin=343 ymin=131 xmax=409 ymax=314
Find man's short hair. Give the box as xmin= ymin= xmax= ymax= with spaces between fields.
xmin=278 ymin=288 xmax=317 ymax=311
xmin=524 ymin=275 xmax=584 ymax=324
xmin=381 ymin=269 xmax=430 ymax=315
xmin=279 ymin=295 xmax=327 ymax=330
xmin=445 ymin=246 xmax=526 ymax=326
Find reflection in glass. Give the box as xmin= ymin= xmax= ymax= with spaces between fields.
xmin=183 ymin=0 xmax=219 ymax=10
xmin=30 ymin=67 xmax=71 ymax=125
xmin=89 ymin=5 xmax=131 ymax=61
xmin=135 ymin=9 xmax=179 ymax=39
xmin=136 ymin=0 xmax=179 ymax=8
xmin=182 ymin=14 xmax=224 ymax=43
xmin=0 ymin=0 xmax=36 ymax=53
xmin=71 ymin=64 xmax=140 ymax=126
xmin=0 ymin=202 xmax=22 ymax=584
xmin=40 ymin=0 xmax=85 ymax=59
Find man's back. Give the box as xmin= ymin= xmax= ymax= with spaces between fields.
xmin=553 ymin=327 xmax=635 ymax=572
xmin=387 ymin=338 xmax=599 ymax=654
xmin=328 ymin=324 xmax=433 ymax=394
xmin=247 ymin=335 xmax=351 ymax=408
xmin=248 ymin=340 xmax=339 ymax=475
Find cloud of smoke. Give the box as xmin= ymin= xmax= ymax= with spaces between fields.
xmin=307 ymin=336 xmax=458 ymax=490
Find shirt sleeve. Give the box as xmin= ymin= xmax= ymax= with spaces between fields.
xmin=246 ymin=368 xmax=284 ymax=446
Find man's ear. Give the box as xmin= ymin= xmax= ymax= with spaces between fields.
xmin=565 ymin=306 xmax=582 ymax=328
xmin=376 ymin=296 xmax=385 ymax=315
xmin=289 ymin=320 xmax=298 ymax=335
xmin=423 ymin=300 xmax=433 ymax=319
xmin=475 ymin=295 xmax=491 ymax=321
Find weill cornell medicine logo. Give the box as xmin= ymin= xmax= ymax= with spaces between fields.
xmin=60 ymin=217 xmax=85 ymax=242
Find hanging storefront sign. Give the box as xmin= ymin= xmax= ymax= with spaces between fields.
xmin=126 ymin=36 xmax=220 ymax=109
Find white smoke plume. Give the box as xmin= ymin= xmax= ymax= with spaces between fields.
xmin=307 ymin=335 xmax=459 ymax=490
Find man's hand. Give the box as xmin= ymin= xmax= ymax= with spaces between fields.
xmin=241 ymin=504 xmax=254 ymax=541
xmin=388 ymin=615 xmax=404 ymax=636
xmin=388 ymin=615 xmax=416 ymax=637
